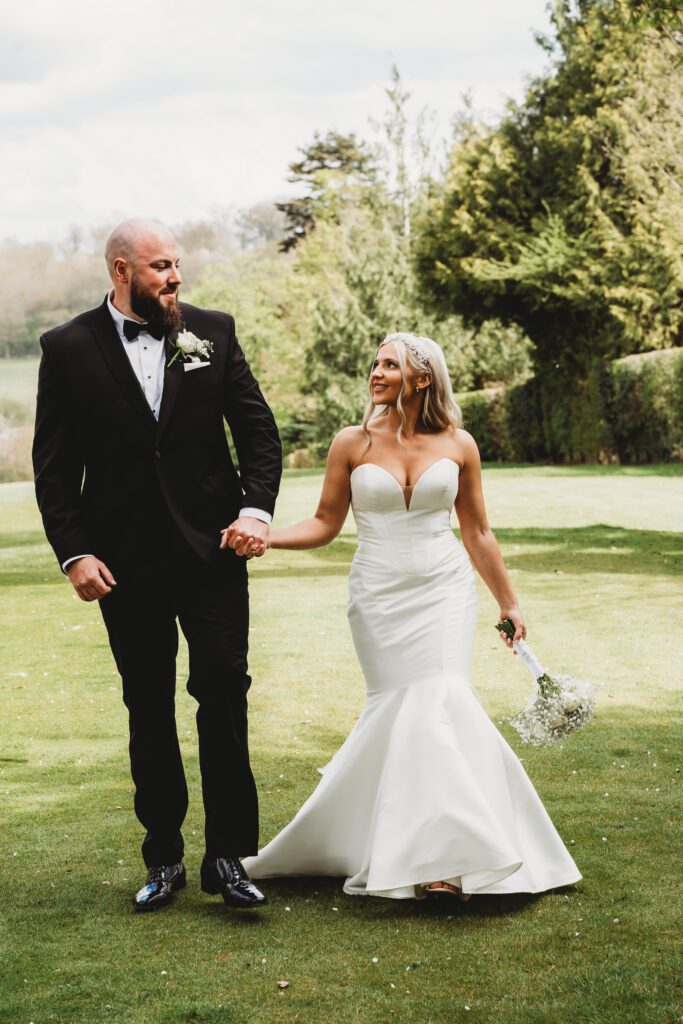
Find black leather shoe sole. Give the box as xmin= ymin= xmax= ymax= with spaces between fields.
xmin=133 ymin=869 xmax=186 ymax=913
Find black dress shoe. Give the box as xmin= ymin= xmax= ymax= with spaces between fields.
xmin=201 ymin=856 xmax=267 ymax=909
xmin=133 ymin=862 xmax=186 ymax=912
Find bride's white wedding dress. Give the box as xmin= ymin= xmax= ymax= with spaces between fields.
xmin=244 ymin=458 xmax=581 ymax=898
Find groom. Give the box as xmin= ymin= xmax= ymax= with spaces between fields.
xmin=33 ymin=218 xmax=282 ymax=912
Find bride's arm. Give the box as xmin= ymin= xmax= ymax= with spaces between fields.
xmin=454 ymin=431 xmax=526 ymax=646
xmin=269 ymin=428 xmax=357 ymax=550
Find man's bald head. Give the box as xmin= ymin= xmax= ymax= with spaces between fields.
xmin=104 ymin=217 xmax=182 ymax=329
xmin=104 ymin=218 xmax=176 ymax=279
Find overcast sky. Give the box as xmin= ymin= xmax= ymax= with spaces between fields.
xmin=1 ymin=0 xmax=553 ymax=243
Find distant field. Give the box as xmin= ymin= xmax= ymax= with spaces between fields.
xmin=0 ymin=357 xmax=39 ymax=416
xmin=0 ymin=359 xmax=39 ymax=482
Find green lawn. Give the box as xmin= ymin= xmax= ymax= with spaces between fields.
xmin=1 ymin=469 xmax=681 ymax=1024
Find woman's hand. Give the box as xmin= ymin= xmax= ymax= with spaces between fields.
xmin=498 ymin=607 xmax=527 ymax=650
xmin=221 ymin=516 xmax=270 ymax=557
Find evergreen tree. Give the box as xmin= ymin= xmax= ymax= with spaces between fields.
xmin=415 ymin=1 xmax=683 ymax=375
xmin=276 ymin=131 xmax=378 ymax=252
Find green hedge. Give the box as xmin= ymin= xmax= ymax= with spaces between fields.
xmin=456 ymin=348 xmax=683 ymax=464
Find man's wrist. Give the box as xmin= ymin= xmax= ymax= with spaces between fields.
xmin=238 ymin=507 xmax=272 ymax=525
xmin=62 ymin=554 xmax=94 ymax=574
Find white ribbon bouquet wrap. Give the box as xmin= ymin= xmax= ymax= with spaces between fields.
xmin=496 ymin=619 xmax=596 ymax=745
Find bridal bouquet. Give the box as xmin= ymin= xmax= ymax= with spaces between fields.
xmin=496 ymin=619 xmax=596 ymax=746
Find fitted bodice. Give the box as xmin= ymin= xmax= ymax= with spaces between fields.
xmin=350 ymin=458 xmax=463 ymax=575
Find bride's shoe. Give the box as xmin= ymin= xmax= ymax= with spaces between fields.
xmin=424 ymin=881 xmax=472 ymax=901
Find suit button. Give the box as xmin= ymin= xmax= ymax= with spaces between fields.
xmin=155 ymin=450 xmax=161 ymax=459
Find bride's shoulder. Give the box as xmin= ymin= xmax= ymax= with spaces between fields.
xmin=335 ymin=424 xmax=365 ymax=440
xmin=332 ymin=425 xmax=366 ymax=448
xmin=451 ymin=427 xmax=480 ymax=462
xmin=453 ymin=426 xmax=476 ymax=447
xmin=328 ymin=425 xmax=366 ymax=461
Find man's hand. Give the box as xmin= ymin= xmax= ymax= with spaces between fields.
xmin=221 ymin=517 xmax=269 ymax=558
xmin=66 ymin=556 xmax=117 ymax=601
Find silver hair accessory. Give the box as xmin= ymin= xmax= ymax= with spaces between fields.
xmin=391 ymin=333 xmax=431 ymax=369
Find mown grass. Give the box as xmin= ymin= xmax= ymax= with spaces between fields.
xmin=1 ymin=470 xmax=682 ymax=1024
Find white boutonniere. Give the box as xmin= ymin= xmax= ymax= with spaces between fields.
xmin=167 ymin=330 xmax=213 ymax=367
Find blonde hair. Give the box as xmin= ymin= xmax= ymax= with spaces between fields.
xmin=361 ymin=332 xmax=462 ymax=445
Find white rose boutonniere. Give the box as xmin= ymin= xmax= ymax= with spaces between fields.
xmin=167 ymin=330 xmax=213 ymax=367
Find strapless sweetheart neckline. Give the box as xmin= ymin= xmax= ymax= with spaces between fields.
xmin=351 ymin=457 xmax=459 ymax=511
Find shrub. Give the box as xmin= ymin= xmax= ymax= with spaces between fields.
xmin=457 ymin=348 xmax=683 ymax=464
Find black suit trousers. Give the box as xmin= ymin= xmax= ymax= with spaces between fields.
xmin=98 ymin=508 xmax=258 ymax=867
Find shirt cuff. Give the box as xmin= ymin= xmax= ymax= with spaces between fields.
xmin=239 ymin=508 xmax=272 ymax=525
xmin=62 ymin=554 xmax=93 ymax=573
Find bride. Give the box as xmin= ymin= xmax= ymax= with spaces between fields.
xmin=242 ymin=333 xmax=581 ymax=900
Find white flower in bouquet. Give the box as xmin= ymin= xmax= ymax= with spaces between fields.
xmin=496 ymin=619 xmax=596 ymax=746
xmin=168 ymin=330 xmax=213 ymax=366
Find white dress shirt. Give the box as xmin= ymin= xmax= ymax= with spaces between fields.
xmin=61 ymin=295 xmax=271 ymax=572
xmin=107 ymin=292 xmax=166 ymax=419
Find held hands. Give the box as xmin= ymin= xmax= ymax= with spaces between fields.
xmin=498 ymin=607 xmax=527 ymax=651
xmin=66 ymin=556 xmax=116 ymax=602
xmin=221 ymin=517 xmax=270 ymax=558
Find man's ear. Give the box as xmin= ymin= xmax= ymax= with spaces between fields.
xmin=113 ymin=257 xmax=129 ymax=283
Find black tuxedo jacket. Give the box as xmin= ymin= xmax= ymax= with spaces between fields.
xmin=33 ymin=298 xmax=282 ymax=574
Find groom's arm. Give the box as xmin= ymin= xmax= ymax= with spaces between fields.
xmin=221 ymin=315 xmax=282 ymax=519
xmin=32 ymin=336 xmax=92 ymax=568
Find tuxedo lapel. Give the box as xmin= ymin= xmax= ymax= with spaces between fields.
xmin=155 ymin=337 xmax=183 ymax=442
xmin=90 ymin=300 xmax=157 ymax=431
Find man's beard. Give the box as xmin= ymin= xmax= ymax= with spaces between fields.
xmin=130 ymin=276 xmax=182 ymax=337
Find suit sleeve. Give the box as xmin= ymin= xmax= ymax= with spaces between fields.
xmin=32 ymin=336 xmax=91 ymax=568
xmin=222 ymin=318 xmax=282 ymax=517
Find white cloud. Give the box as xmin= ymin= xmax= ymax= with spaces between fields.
xmin=0 ymin=0 xmax=552 ymax=241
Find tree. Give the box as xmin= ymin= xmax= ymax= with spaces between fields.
xmin=415 ymin=1 xmax=683 ymax=376
xmin=276 ymin=131 xmax=378 ymax=251
xmin=187 ymin=250 xmax=301 ymax=421
xmin=235 ymin=202 xmax=288 ymax=250
xmin=627 ymin=0 xmax=683 ymax=30
xmin=294 ymin=206 xmax=419 ymax=445
xmin=374 ymin=64 xmax=439 ymax=241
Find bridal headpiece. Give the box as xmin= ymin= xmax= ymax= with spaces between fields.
xmin=384 ymin=333 xmax=432 ymax=370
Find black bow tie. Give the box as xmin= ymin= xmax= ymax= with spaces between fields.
xmin=122 ymin=319 xmax=164 ymax=342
